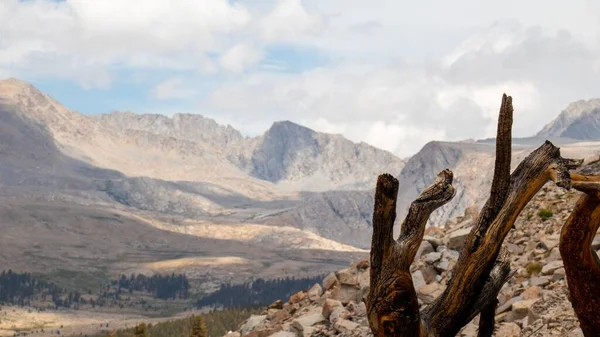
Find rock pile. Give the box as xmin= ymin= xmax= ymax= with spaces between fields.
xmin=226 ymin=182 xmax=598 ymax=337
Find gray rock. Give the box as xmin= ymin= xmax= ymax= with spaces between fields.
xmin=291 ymin=314 xmax=327 ymax=337
xmin=412 ymin=270 xmax=426 ymax=290
xmin=421 ymin=266 xmax=439 ymax=284
xmin=448 ymin=227 xmax=473 ymax=250
xmin=552 ymin=268 xmax=566 ymax=281
xmin=417 ymin=240 xmax=435 ymax=258
xmin=308 ymin=283 xmax=323 ymax=302
xmin=530 ymin=276 xmax=550 ymax=287
xmin=497 ymin=296 xmax=523 ymax=314
xmin=434 ymin=259 xmax=451 ymax=272
xmin=323 ymin=273 xmax=339 ymax=290
xmin=322 ymin=299 xmax=343 ymax=319
xmin=336 ymin=268 xmax=358 ymax=286
xmin=424 ymin=252 xmax=442 ymax=264
xmin=240 ymin=315 xmax=267 ymax=335
xmin=329 ymin=307 xmax=351 ymax=324
xmin=417 ymin=282 xmax=443 ymax=304
xmin=333 ymin=319 xmax=360 ymax=334
xmin=423 ymin=235 xmax=443 ymax=249
xmin=332 ymin=284 xmax=361 ymax=305
xmin=541 ymin=260 xmax=563 ymax=275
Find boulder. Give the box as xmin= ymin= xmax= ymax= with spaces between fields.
xmin=291 ymin=314 xmax=327 ymax=337
xmin=541 ymin=260 xmax=563 ymax=275
xmin=448 ymin=226 xmax=473 ymax=250
xmin=333 ymin=319 xmax=360 ymax=334
xmin=530 ymin=276 xmax=550 ymax=287
xmin=417 ymin=240 xmax=435 ymax=258
xmin=331 ymin=284 xmax=361 ymax=305
xmin=289 ymin=291 xmax=307 ymax=304
xmin=329 ymin=307 xmax=351 ymax=324
xmin=417 ymin=282 xmax=443 ymax=304
xmin=412 ymin=270 xmax=426 ymax=290
xmin=322 ymin=273 xmax=339 ymax=290
xmin=424 ymin=252 xmax=442 ymax=264
xmin=307 ymin=283 xmax=323 ymax=302
xmin=420 ymin=266 xmax=439 ymax=284
xmin=240 ymin=315 xmax=267 ymax=335
xmin=423 ymin=235 xmax=443 ymax=249
xmin=322 ymin=299 xmax=343 ymax=319
xmin=336 ymin=269 xmax=358 ymax=286
xmin=552 ymin=268 xmax=566 ymax=282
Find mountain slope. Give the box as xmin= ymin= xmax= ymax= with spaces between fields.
xmin=0 ymin=78 xmax=406 ymax=284
xmin=96 ymin=113 xmax=405 ymax=192
xmin=537 ymin=98 xmax=600 ymax=139
xmin=396 ymin=137 xmax=600 ymax=230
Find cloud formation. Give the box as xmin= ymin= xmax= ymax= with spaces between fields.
xmin=1 ymin=0 xmax=600 ymax=157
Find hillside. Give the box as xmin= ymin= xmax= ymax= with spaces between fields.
xmin=0 ymin=78 xmax=410 ymax=290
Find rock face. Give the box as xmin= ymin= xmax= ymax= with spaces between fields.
xmin=229 ymin=172 xmax=600 ymax=337
xmin=537 ymin=98 xmax=600 ymax=139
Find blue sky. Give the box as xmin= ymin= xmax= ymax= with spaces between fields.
xmin=2 ymin=0 xmax=600 ymax=156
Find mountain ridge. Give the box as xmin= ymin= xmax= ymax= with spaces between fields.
xmin=537 ymin=98 xmax=600 ymax=139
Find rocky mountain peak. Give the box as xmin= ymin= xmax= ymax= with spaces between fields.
xmin=95 ymin=111 xmax=245 ymax=150
xmin=251 ymin=121 xmax=404 ymax=189
xmin=537 ymin=98 xmax=600 ymax=139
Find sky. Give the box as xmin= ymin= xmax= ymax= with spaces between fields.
xmin=1 ymin=0 xmax=600 ymax=157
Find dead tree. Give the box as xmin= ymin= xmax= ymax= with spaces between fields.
xmin=559 ymin=173 xmax=600 ymax=336
xmin=367 ymin=94 xmax=584 ymax=336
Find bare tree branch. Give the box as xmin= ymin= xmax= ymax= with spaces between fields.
xmin=559 ymin=178 xmax=600 ymax=336
xmin=367 ymin=170 xmax=455 ymax=337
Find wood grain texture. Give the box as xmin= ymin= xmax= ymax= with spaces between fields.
xmin=560 ymin=176 xmax=600 ymax=336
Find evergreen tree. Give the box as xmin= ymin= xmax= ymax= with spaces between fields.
xmin=134 ymin=323 xmax=148 ymax=337
xmin=190 ymin=315 xmax=208 ymax=337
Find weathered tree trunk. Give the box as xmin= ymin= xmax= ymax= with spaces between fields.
xmin=559 ymin=174 xmax=600 ymax=336
xmin=367 ymin=94 xmax=584 ymax=336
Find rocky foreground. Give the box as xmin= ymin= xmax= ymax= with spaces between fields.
xmin=225 ymin=180 xmax=599 ymax=337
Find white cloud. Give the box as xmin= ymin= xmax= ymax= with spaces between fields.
xmin=152 ymin=78 xmax=197 ymax=100
xmin=1 ymin=0 xmax=600 ymax=157
xmin=219 ymin=44 xmax=263 ymax=73
xmin=0 ymin=0 xmax=252 ymax=85
xmin=260 ymin=0 xmax=326 ymax=43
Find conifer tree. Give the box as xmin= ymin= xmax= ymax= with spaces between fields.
xmin=190 ymin=315 xmax=208 ymax=337
xmin=134 ymin=322 xmax=149 ymax=337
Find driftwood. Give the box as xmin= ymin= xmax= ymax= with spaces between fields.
xmin=366 ymin=94 xmax=587 ymax=336
xmin=559 ymin=173 xmax=600 ymax=336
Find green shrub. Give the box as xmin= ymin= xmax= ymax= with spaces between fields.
xmin=538 ymin=209 xmax=553 ymax=221
xmin=526 ymin=262 xmax=543 ymax=276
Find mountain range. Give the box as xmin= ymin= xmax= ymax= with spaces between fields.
xmin=1 ymin=77 xmax=600 ymax=288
